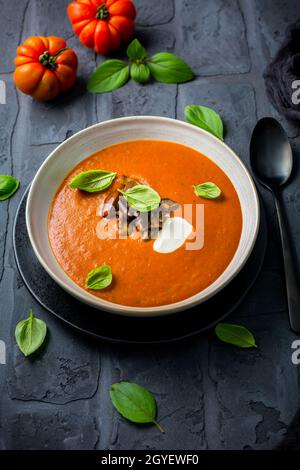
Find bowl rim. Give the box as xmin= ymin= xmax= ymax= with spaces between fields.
xmin=26 ymin=116 xmax=260 ymax=317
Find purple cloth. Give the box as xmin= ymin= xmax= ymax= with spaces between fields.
xmin=264 ymin=21 xmax=300 ymax=121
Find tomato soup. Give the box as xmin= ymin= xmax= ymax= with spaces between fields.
xmin=48 ymin=140 xmax=242 ymax=307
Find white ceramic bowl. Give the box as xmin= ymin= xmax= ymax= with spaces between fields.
xmin=26 ymin=116 xmax=259 ymax=317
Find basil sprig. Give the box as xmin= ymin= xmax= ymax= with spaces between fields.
xmin=119 ymin=184 xmax=161 ymax=213
xmin=88 ymin=59 xmax=130 ymax=93
xmin=86 ymin=265 xmax=112 ymax=290
xmin=69 ymin=170 xmax=116 ymax=193
xmin=88 ymin=39 xmax=194 ymax=93
xmin=0 ymin=175 xmax=20 ymax=201
xmin=148 ymin=53 xmax=194 ymax=84
xmin=110 ymin=382 xmax=164 ymax=433
xmin=193 ymin=182 xmax=222 ymax=199
xmin=185 ymin=105 xmax=224 ymax=140
xmin=15 ymin=309 xmax=47 ymax=357
xmin=130 ymin=63 xmax=150 ymax=84
xmin=127 ymin=39 xmax=147 ymax=61
xmin=215 ymin=323 xmax=257 ymax=348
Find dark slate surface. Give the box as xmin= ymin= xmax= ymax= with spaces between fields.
xmin=175 ymin=0 xmax=251 ymax=75
xmin=0 ymin=0 xmax=300 ymax=450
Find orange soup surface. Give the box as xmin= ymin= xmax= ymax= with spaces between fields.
xmin=48 ymin=140 xmax=242 ymax=307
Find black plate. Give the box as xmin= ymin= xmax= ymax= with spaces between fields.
xmin=13 ymin=188 xmax=267 ymax=344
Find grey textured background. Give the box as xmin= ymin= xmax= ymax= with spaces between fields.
xmin=1 ymin=0 xmax=300 ymax=450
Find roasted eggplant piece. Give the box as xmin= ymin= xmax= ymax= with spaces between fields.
xmin=99 ymin=176 xmax=179 ymax=240
xmin=160 ymin=198 xmax=179 ymax=215
xmin=130 ymin=198 xmax=180 ymax=240
xmin=99 ymin=175 xmax=140 ymax=219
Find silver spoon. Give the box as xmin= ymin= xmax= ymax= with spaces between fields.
xmin=250 ymin=117 xmax=300 ymax=333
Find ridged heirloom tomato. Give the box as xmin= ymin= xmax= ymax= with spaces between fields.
xmin=14 ymin=36 xmax=78 ymax=101
xmin=67 ymin=0 xmax=136 ymax=54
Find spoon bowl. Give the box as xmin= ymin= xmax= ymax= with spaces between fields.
xmin=250 ymin=117 xmax=293 ymax=189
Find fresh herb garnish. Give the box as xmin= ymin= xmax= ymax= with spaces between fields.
xmin=86 ymin=265 xmax=112 ymax=290
xmin=127 ymin=38 xmax=147 ymax=61
xmin=88 ymin=39 xmax=194 ymax=93
xmin=15 ymin=309 xmax=47 ymax=357
xmin=69 ymin=170 xmax=116 ymax=192
xmin=88 ymin=59 xmax=130 ymax=93
xmin=130 ymin=63 xmax=150 ymax=83
xmin=193 ymin=182 xmax=222 ymax=199
xmin=148 ymin=53 xmax=194 ymax=84
xmin=185 ymin=105 xmax=224 ymax=140
xmin=215 ymin=323 xmax=257 ymax=349
xmin=110 ymin=382 xmax=164 ymax=433
xmin=0 ymin=175 xmax=20 ymax=201
xmin=119 ymin=184 xmax=161 ymax=213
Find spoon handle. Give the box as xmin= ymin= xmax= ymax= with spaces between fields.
xmin=274 ymin=190 xmax=300 ymax=333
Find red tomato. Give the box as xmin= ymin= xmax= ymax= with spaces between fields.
xmin=67 ymin=0 xmax=136 ymax=54
xmin=14 ymin=36 xmax=78 ymax=101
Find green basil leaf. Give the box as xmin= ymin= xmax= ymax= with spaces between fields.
xmin=0 ymin=175 xmax=20 ymax=201
xmin=110 ymin=382 xmax=164 ymax=432
xmin=185 ymin=105 xmax=224 ymax=140
xmin=127 ymin=39 xmax=147 ymax=61
xmin=130 ymin=63 xmax=150 ymax=83
xmin=119 ymin=184 xmax=161 ymax=213
xmin=193 ymin=182 xmax=222 ymax=199
xmin=86 ymin=265 xmax=112 ymax=290
xmin=87 ymin=60 xmax=129 ymax=94
xmin=215 ymin=323 xmax=257 ymax=349
xmin=148 ymin=52 xmax=194 ymax=84
xmin=69 ymin=170 xmax=116 ymax=192
xmin=15 ymin=309 xmax=47 ymax=357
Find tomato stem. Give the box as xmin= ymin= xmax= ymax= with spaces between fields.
xmin=39 ymin=48 xmax=68 ymax=70
xmin=96 ymin=4 xmax=109 ymax=20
